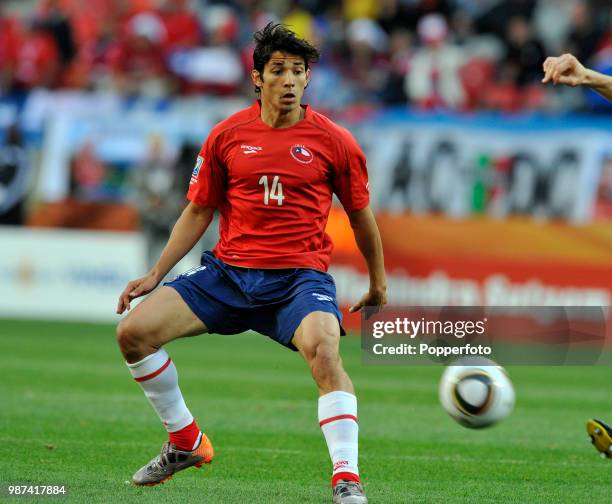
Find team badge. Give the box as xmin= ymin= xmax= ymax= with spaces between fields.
xmin=290 ymin=144 xmax=314 ymax=164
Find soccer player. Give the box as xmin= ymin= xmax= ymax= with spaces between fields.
xmin=115 ymin=23 xmax=386 ymax=503
xmin=542 ymin=53 xmax=612 ymax=459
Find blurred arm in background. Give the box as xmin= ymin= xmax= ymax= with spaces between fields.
xmin=116 ymin=201 xmax=213 ymax=313
xmin=542 ymin=53 xmax=612 ymax=101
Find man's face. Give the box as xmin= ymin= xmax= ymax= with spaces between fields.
xmin=252 ymin=51 xmax=310 ymax=112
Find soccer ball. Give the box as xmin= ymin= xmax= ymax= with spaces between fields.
xmin=439 ymin=357 xmax=515 ymax=429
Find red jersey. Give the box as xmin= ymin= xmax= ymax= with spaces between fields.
xmin=187 ymin=101 xmax=369 ymax=271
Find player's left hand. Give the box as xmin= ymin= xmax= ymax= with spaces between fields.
xmin=349 ymin=287 xmax=387 ymax=313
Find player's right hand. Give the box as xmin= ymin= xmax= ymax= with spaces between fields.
xmin=116 ymin=274 xmax=160 ymax=314
xmin=542 ymin=53 xmax=587 ymax=87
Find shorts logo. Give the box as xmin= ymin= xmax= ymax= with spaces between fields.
xmin=312 ymin=292 xmax=333 ymax=302
xmin=290 ymin=144 xmax=314 ymax=164
xmin=190 ymin=155 xmax=203 ymax=184
xmin=183 ymin=265 xmax=207 ymax=277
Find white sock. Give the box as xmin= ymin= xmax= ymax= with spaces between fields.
xmin=127 ymin=348 xmax=193 ymax=432
xmin=318 ymin=391 xmax=359 ymax=480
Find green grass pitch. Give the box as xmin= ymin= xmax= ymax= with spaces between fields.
xmin=2 ymin=318 xmax=612 ymax=503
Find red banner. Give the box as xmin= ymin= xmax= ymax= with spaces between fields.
xmin=327 ymin=209 xmax=612 ymax=341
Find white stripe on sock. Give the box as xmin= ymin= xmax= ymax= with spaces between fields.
xmin=192 ymin=431 xmax=203 ymax=451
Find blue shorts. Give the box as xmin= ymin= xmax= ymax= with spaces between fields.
xmin=165 ymin=251 xmax=345 ymax=351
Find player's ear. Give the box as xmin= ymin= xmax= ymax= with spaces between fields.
xmin=251 ymin=69 xmax=263 ymax=88
xmin=305 ymin=68 xmax=311 ymax=88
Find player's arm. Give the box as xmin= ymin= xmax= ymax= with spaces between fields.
xmin=116 ymin=201 xmax=214 ymax=314
xmin=347 ymin=206 xmax=388 ymax=312
xmin=542 ymin=53 xmax=612 ymax=101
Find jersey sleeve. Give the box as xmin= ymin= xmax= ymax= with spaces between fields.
xmin=332 ymin=128 xmax=370 ymax=213
xmin=186 ymin=132 xmax=226 ymax=208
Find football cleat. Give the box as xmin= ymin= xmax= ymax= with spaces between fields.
xmin=332 ymin=479 xmax=368 ymax=504
xmin=587 ymin=419 xmax=612 ymax=459
xmin=132 ymin=434 xmax=214 ymax=486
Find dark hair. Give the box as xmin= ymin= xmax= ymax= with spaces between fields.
xmin=252 ymin=22 xmax=320 ymax=92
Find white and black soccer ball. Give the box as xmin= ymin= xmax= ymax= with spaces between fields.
xmin=439 ymin=357 xmax=515 ymax=429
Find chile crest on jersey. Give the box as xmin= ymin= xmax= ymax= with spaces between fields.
xmin=290 ymin=144 xmax=314 ymax=164
xmin=224 ymin=128 xmax=329 ymax=189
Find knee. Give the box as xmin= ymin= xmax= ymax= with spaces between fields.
xmin=116 ymin=317 xmax=152 ymax=362
xmin=308 ymin=336 xmax=342 ymax=377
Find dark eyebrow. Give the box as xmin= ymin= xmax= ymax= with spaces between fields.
xmin=269 ymin=60 xmax=305 ymax=67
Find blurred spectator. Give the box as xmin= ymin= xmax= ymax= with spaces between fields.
xmin=130 ymin=134 xmax=185 ymax=268
xmin=533 ymin=0 xmax=575 ymax=54
xmin=72 ymin=16 xmax=120 ymax=90
xmin=344 ymin=17 xmax=389 ymax=103
xmin=109 ymin=0 xmax=156 ymax=21
xmin=0 ymin=125 xmax=30 ymax=225
xmin=0 ymin=3 xmax=21 ymax=93
xmin=405 ymin=13 xmax=466 ymax=109
xmin=477 ymin=0 xmax=535 ymax=36
xmin=0 ymin=0 xmax=610 ymax=112
xmin=343 ymin=0 xmax=379 ymax=22
xmin=158 ymin=0 xmax=202 ymax=54
xmin=283 ymin=1 xmax=316 ymax=41
xmin=69 ymin=140 xmax=106 ymax=200
xmin=33 ymin=0 xmax=76 ymax=66
xmin=64 ymin=0 xmax=111 ymax=48
xmin=452 ymin=0 xmax=501 ymax=19
xmin=565 ymin=0 xmax=605 ymax=64
xmin=13 ymin=21 xmax=61 ymax=89
xmin=459 ymin=57 xmax=495 ymax=110
xmin=107 ymin=10 xmax=170 ymax=97
xmin=477 ymin=15 xmax=547 ymax=112
xmin=380 ymin=28 xmax=412 ymax=104
xmin=502 ymin=16 xmax=545 ymax=87
xmin=168 ymin=4 xmax=243 ymax=95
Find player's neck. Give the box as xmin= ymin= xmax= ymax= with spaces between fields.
xmin=259 ymin=101 xmax=304 ymax=129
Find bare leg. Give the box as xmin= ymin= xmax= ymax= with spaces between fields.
xmin=116 ymin=286 xmax=207 ymax=363
xmin=292 ymin=311 xmax=363 ymax=497
xmin=291 ymin=311 xmax=353 ymax=395
xmin=116 ymin=285 xmax=213 ymax=480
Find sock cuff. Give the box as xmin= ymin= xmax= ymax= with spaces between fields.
xmin=332 ymin=471 xmax=361 ymax=487
xmin=168 ymin=415 xmax=196 ymax=434
xmin=318 ymin=391 xmax=357 ymax=422
xmin=126 ymin=348 xmax=171 ymax=380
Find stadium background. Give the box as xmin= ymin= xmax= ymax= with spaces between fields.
xmin=2 ymin=0 xmax=612 ymax=503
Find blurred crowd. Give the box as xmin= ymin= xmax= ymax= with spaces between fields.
xmin=1 ymin=0 xmax=612 ymax=113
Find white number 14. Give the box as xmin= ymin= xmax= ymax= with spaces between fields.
xmin=258 ymin=175 xmax=284 ymax=206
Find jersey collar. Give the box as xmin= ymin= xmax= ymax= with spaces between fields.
xmin=253 ymin=99 xmax=310 ymax=122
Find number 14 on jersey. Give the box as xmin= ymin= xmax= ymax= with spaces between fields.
xmin=259 ymin=175 xmax=285 ymax=206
